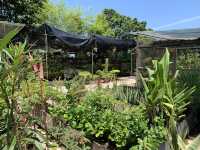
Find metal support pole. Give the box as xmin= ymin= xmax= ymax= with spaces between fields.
xmin=92 ymin=42 xmax=97 ymax=75
xmin=92 ymin=48 xmax=94 ymax=75
xmin=130 ymin=49 xmax=133 ymax=75
xmin=44 ymin=26 xmax=48 ymax=80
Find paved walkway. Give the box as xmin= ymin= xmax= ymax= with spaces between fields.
xmin=85 ymin=76 xmax=136 ymax=91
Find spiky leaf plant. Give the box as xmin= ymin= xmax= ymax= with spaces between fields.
xmin=140 ymin=49 xmax=195 ymax=150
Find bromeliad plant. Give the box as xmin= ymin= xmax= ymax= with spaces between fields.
xmin=140 ymin=49 xmax=195 ymax=150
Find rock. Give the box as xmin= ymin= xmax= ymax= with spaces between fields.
xmin=92 ymin=142 xmax=109 ymax=150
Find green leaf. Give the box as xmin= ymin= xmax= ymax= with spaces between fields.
xmin=139 ymin=73 xmax=149 ymax=93
xmin=23 ymin=138 xmax=45 ymax=150
xmin=2 ymin=49 xmax=13 ymax=60
xmin=8 ymin=136 xmax=16 ymax=150
xmin=186 ymin=135 xmax=200 ymax=150
xmin=163 ymin=102 xmax=174 ymax=110
xmin=178 ymin=135 xmax=186 ymax=150
xmin=0 ymin=27 xmax=23 ymax=51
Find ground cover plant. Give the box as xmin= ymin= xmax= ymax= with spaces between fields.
xmin=64 ymin=89 xmax=149 ymax=148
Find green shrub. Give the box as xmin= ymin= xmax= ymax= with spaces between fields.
xmin=64 ymin=89 xmax=148 ymax=148
xmin=130 ymin=117 xmax=166 ymax=150
xmin=96 ymin=69 xmax=120 ymax=81
xmin=177 ymin=52 xmax=200 ymax=133
xmin=64 ymin=76 xmax=87 ymax=102
xmin=48 ymin=126 xmax=91 ymax=150
xmin=78 ymin=71 xmax=95 ymax=82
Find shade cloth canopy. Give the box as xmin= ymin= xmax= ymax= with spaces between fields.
xmin=28 ymin=24 xmax=136 ymax=51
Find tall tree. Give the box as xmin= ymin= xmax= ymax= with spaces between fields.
xmin=0 ymin=0 xmax=46 ymax=24
xmin=89 ymin=14 xmax=114 ymax=36
xmin=90 ymin=9 xmax=147 ymax=37
xmin=38 ymin=0 xmax=91 ymax=33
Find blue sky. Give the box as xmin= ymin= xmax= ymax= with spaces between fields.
xmin=52 ymin=0 xmax=200 ymax=30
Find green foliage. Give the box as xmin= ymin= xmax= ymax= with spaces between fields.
xmin=96 ymin=59 xmax=120 ymax=80
xmin=130 ymin=117 xmax=166 ymax=150
xmin=0 ymin=29 xmax=24 ymax=148
xmin=39 ymin=0 xmax=90 ymax=33
xmin=177 ymin=132 xmax=200 ymax=150
xmin=88 ymin=14 xmax=114 ymax=36
xmin=48 ymin=89 xmax=69 ymax=118
xmin=0 ymin=29 xmax=48 ymax=149
xmin=78 ymin=71 xmax=98 ymax=82
xmin=140 ymin=49 xmax=195 ymax=150
xmin=177 ymin=52 xmax=200 ymax=132
xmin=112 ymin=86 xmax=141 ymax=104
xmin=140 ymin=49 xmax=195 ymax=122
xmin=177 ymin=51 xmax=200 ymax=70
xmin=0 ymin=27 xmax=23 ymax=50
xmin=79 ymin=71 xmax=93 ymax=80
xmin=64 ymin=76 xmax=87 ymax=102
xmin=3 ymin=0 xmax=46 ymax=24
xmin=89 ymin=9 xmax=147 ymax=37
xmin=48 ymin=126 xmax=90 ymax=150
xmin=96 ymin=69 xmax=120 ymax=81
xmin=64 ymin=89 xmax=148 ymax=148
xmin=0 ymin=43 xmax=47 ymax=149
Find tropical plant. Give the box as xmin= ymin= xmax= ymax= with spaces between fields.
xmin=163 ymin=125 xmax=200 ymax=150
xmin=0 ymin=28 xmax=47 ymax=149
xmin=140 ymin=49 xmax=195 ymax=150
xmin=140 ymin=49 xmax=195 ymax=121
